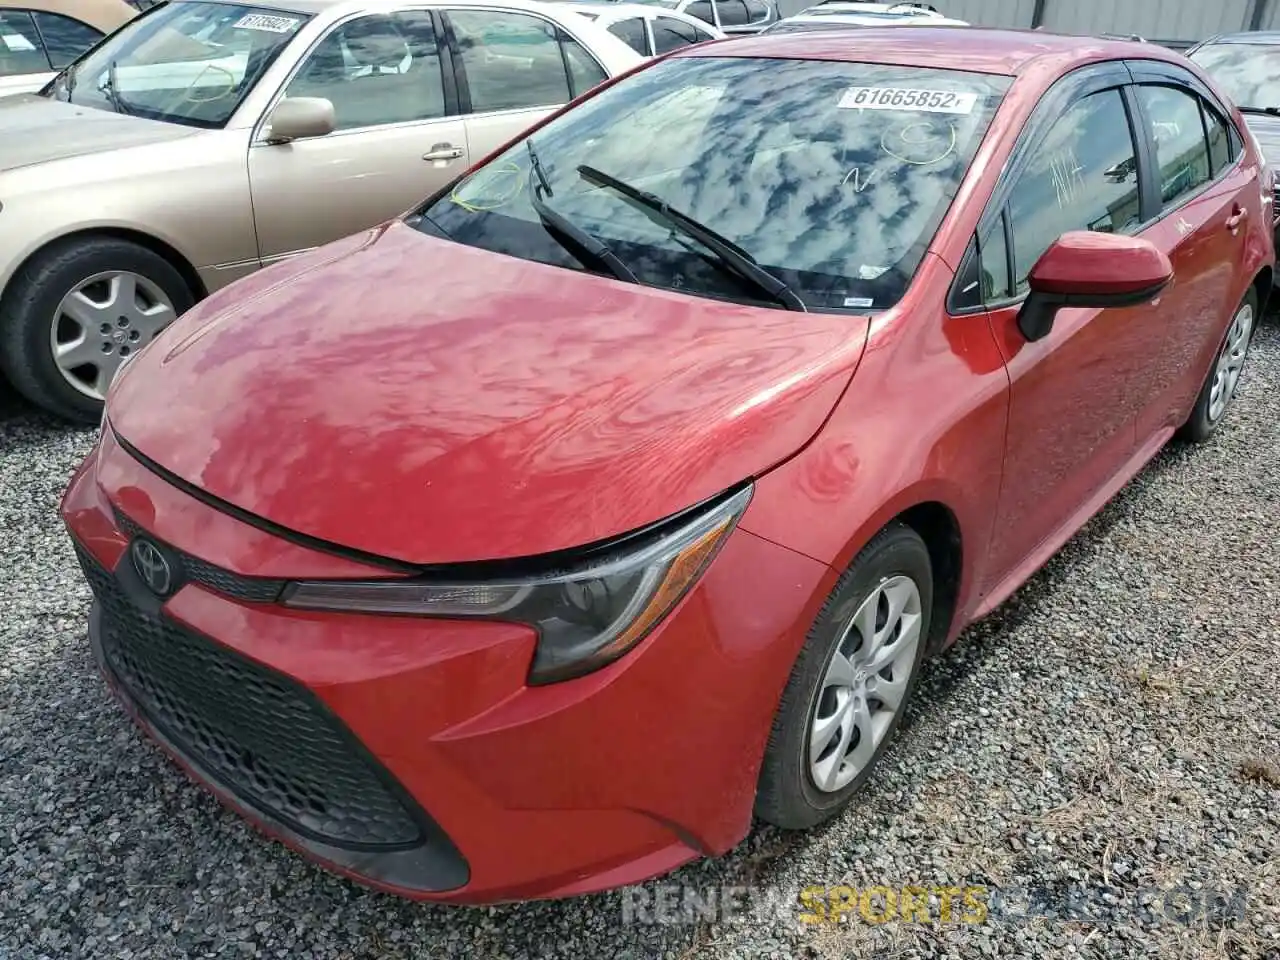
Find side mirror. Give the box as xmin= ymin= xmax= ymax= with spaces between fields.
xmin=264 ymin=97 xmax=336 ymax=144
xmin=1018 ymin=231 xmax=1173 ymax=342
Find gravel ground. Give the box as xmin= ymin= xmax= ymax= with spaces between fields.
xmin=1 ymin=325 xmax=1277 ymax=960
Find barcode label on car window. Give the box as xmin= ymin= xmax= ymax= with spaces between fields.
xmin=839 ymin=87 xmax=978 ymax=114
xmin=233 ymin=13 xmax=300 ymax=32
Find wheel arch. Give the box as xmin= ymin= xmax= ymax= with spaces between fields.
xmin=0 ymin=227 xmax=208 ymax=308
xmin=1250 ymin=263 xmax=1272 ymax=316
xmin=893 ymin=501 xmax=964 ymax=657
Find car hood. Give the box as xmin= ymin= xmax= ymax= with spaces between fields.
xmin=107 ymin=221 xmax=870 ymax=566
xmin=0 ymin=94 xmax=197 ymax=172
xmin=1240 ymin=112 xmax=1280 ymax=167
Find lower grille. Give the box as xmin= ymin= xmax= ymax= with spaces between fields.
xmin=75 ymin=544 xmax=424 ymax=851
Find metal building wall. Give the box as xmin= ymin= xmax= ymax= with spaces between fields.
xmin=941 ymin=0 xmax=1038 ymax=28
xmin=1039 ymin=0 xmax=1253 ymax=44
xmin=771 ymin=0 xmax=1270 ymax=45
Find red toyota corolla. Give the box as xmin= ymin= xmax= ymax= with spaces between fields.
xmin=61 ymin=28 xmax=1270 ymax=903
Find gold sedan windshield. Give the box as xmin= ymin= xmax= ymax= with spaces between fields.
xmin=49 ymin=0 xmax=309 ymax=128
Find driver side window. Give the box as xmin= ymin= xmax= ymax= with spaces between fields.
xmin=284 ymin=11 xmax=445 ymax=131
xmin=1005 ymin=88 xmax=1143 ymax=295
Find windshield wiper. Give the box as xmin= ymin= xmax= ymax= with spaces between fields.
xmin=527 ymin=139 xmax=554 ymax=197
xmin=576 ymin=164 xmax=807 ymax=312
xmin=97 ymin=60 xmax=136 ymax=116
xmin=1237 ymin=105 xmax=1280 ymax=116
xmin=525 ymin=146 xmax=638 ymax=285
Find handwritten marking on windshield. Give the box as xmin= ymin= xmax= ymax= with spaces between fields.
xmin=842 ymin=168 xmax=881 ymax=192
xmin=1050 ymin=150 xmax=1086 ymax=209
xmin=881 ymin=121 xmax=957 ymax=166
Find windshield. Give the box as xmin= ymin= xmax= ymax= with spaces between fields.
xmin=47 ymin=0 xmax=308 ymax=128
xmin=1189 ymin=42 xmax=1280 ymax=112
xmin=413 ymin=56 xmax=1009 ymax=313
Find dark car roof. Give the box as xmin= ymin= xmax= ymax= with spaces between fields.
xmin=686 ymin=26 xmax=1178 ymax=76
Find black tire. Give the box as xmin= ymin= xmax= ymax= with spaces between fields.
xmin=0 ymin=236 xmax=195 ymax=424
xmin=1178 ymin=286 xmax=1258 ymax=445
xmin=755 ymin=522 xmax=933 ymax=830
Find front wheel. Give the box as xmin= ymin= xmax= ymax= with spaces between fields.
xmin=755 ymin=523 xmax=933 ymax=830
xmin=0 ymin=237 xmax=194 ymax=423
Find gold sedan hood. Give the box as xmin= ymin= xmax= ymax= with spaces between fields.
xmin=0 ymin=94 xmax=198 ymax=172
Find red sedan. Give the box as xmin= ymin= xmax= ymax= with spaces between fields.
xmin=61 ymin=27 xmax=1271 ymax=903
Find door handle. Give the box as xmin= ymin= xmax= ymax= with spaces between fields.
xmin=423 ymin=144 xmax=464 ymax=162
xmin=1226 ymin=205 xmax=1247 ymax=231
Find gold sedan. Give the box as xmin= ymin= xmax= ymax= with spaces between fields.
xmin=0 ymin=0 xmax=643 ymax=421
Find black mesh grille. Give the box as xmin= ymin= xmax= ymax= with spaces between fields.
xmin=113 ymin=508 xmax=285 ymax=603
xmin=75 ymin=543 xmax=424 ymax=850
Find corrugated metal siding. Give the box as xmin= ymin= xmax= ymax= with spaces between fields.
xmin=941 ymin=0 xmax=1037 ymax=28
xmin=1261 ymin=0 xmax=1280 ymax=30
xmin=1039 ymin=0 xmax=1253 ymax=42
xmin=767 ymin=0 xmax=1259 ymax=43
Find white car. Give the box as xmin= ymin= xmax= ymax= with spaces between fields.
xmin=555 ymin=1 xmax=722 ymax=56
xmin=762 ymin=1 xmax=967 ymax=33
xmin=0 ymin=0 xmax=136 ymax=96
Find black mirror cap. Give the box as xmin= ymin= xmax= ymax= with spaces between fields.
xmin=1016 ymin=276 xmax=1172 ymax=343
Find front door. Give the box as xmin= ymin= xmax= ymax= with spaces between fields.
xmin=247 ymin=9 xmax=469 ymax=264
xmin=981 ymin=83 xmax=1161 ymax=589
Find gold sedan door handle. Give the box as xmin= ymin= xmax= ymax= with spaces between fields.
xmin=423 ymin=143 xmax=464 ymax=162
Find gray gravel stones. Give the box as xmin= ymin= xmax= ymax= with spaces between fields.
xmin=2 ymin=325 xmax=1278 ymax=960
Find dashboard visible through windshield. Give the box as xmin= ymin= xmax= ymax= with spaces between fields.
xmin=48 ymin=0 xmax=310 ymax=128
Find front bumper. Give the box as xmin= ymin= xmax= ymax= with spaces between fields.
xmin=60 ymin=428 xmax=833 ymax=903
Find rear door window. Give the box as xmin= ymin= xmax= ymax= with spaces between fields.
xmin=0 ymin=10 xmax=51 ymax=75
xmin=606 ymin=16 xmax=648 ymax=56
xmin=448 ymin=10 xmax=577 ymax=112
xmin=651 ymin=16 xmax=701 ymax=53
xmin=31 ymin=11 xmax=103 ymax=68
xmin=1136 ymin=84 xmax=1212 ymax=210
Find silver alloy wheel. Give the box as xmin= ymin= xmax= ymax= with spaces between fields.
xmin=1207 ymin=301 xmax=1254 ymax=424
xmin=808 ymin=575 xmax=922 ymax=794
xmin=50 ymin=270 xmax=177 ymax=400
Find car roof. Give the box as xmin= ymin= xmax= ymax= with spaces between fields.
xmin=1198 ymin=31 xmax=1280 ymax=46
xmin=779 ymin=12 xmax=968 ymax=26
xmin=218 ymin=0 xmax=583 ymax=15
xmin=799 ymin=1 xmax=945 ymax=14
xmin=556 ymin=1 xmax=677 ymax=15
xmin=0 ymin=0 xmax=136 ymax=31
xmin=685 ymin=25 xmax=1174 ymax=76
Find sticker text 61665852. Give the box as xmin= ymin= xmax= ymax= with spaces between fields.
xmin=839 ymin=87 xmax=979 ymax=115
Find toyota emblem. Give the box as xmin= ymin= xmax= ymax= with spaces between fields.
xmin=130 ymin=538 xmax=173 ymax=596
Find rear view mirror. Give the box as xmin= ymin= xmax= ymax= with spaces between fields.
xmin=1018 ymin=231 xmax=1173 ymax=342
xmin=265 ymin=97 xmax=336 ymax=144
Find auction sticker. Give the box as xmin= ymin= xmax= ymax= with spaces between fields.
xmin=839 ymin=87 xmax=978 ymax=114
xmin=233 ymin=13 xmax=300 ymax=32
xmin=2 ymin=33 xmax=37 ymax=51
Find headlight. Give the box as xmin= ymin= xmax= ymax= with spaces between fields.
xmin=282 ymin=485 xmax=753 ymax=684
